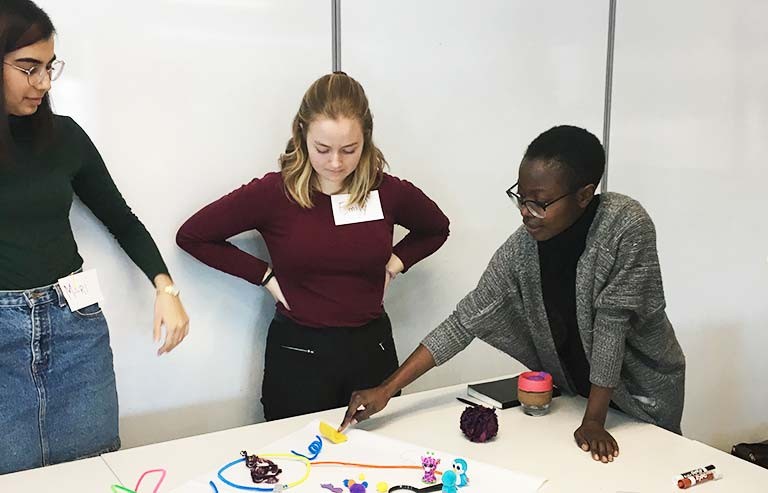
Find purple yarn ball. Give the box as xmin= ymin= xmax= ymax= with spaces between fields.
xmin=349 ymin=484 xmax=367 ymax=493
xmin=459 ymin=405 xmax=499 ymax=443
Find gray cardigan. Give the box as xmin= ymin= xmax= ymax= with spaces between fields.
xmin=422 ymin=192 xmax=686 ymax=433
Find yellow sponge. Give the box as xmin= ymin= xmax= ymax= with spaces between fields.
xmin=319 ymin=421 xmax=348 ymax=444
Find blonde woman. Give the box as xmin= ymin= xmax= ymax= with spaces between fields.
xmin=177 ymin=73 xmax=449 ymax=420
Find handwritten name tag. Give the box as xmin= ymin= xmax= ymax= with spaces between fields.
xmin=58 ymin=269 xmax=104 ymax=312
xmin=331 ymin=190 xmax=384 ymax=226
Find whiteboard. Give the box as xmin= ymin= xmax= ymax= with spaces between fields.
xmin=342 ymin=0 xmax=608 ymax=394
xmin=608 ymin=0 xmax=768 ymax=450
xmin=30 ymin=0 xmax=609 ymax=449
xmin=38 ymin=0 xmax=330 ymax=447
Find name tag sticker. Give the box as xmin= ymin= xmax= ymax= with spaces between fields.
xmin=58 ymin=269 xmax=104 ymax=312
xmin=331 ymin=190 xmax=384 ymax=226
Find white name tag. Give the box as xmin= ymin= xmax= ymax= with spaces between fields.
xmin=331 ymin=190 xmax=384 ymax=226
xmin=58 ymin=269 xmax=104 ymax=312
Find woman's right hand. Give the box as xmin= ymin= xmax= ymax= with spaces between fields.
xmin=263 ymin=268 xmax=290 ymax=310
xmin=339 ymin=344 xmax=438 ymax=432
xmin=339 ymin=385 xmax=394 ymax=432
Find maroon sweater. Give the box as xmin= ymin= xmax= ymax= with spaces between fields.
xmin=176 ymin=172 xmax=450 ymax=328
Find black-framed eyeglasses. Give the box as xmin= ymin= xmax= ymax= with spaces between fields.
xmin=506 ymin=182 xmax=576 ymax=219
xmin=3 ymin=59 xmax=65 ymax=86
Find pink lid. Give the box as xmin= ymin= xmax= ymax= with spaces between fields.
xmin=518 ymin=371 xmax=553 ymax=392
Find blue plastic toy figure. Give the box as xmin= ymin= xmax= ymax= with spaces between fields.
xmin=441 ymin=470 xmax=457 ymax=493
xmin=452 ymin=458 xmax=469 ymax=487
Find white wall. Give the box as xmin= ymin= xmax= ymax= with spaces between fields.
xmin=33 ymin=0 xmax=767 ymax=453
xmin=41 ymin=0 xmax=330 ymax=448
xmin=609 ymin=0 xmax=768 ymax=450
xmin=341 ymin=0 xmax=608 ymax=393
xmin=36 ymin=0 xmax=607 ymax=449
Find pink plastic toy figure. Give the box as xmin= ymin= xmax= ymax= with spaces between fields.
xmin=421 ymin=453 xmax=440 ymax=484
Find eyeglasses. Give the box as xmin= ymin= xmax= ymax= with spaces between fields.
xmin=505 ymin=182 xmax=576 ymax=219
xmin=3 ymin=59 xmax=66 ymax=86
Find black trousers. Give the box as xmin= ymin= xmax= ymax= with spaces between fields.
xmin=261 ymin=312 xmax=400 ymax=421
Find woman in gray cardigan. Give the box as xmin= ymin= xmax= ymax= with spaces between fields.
xmin=339 ymin=125 xmax=686 ymax=464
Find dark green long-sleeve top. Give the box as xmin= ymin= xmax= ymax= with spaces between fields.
xmin=0 ymin=115 xmax=168 ymax=290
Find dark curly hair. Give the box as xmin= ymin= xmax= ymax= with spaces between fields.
xmin=524 ymin=125 xmax=605 ymax=189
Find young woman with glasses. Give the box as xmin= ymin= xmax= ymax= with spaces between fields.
xmin=340 ymin=125 xmax=686 ymax=465
xmin=0 ymin=0 xmax=189 ymax=474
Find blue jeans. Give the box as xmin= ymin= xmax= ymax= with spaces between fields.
xmin=0 ymin=281 xmax=120 ymax=475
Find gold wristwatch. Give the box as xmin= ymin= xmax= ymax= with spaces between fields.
xmin=160 ymin=284 xmax=180 ymax=297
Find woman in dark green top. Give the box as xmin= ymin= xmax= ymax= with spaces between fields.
xmin=0 ymin=0 xmax=190 ymax=474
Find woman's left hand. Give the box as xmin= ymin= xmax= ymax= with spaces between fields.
xmin=153 ymin=275 xmax=190 ymax=355
xmin=574 ymin=419 xmax=620 ymax=463
xmin=383 ymin=254 xmax=405 ymax=300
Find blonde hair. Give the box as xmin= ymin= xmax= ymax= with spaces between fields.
xmin=279 ymin=73 xmax=387 ymax=208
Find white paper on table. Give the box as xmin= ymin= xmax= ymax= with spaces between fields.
xmin=171 ymin=420 xmax=546 ymax=492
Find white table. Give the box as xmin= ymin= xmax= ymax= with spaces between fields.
xmin=0 ymin=456 xmax=120 ymax=493
xmin=100 ymin=381 xmax=768 ymax=492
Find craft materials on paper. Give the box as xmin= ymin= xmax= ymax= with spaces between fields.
xmin=320 ymin=421 xmax=349 ymax=444
xmin=242 ymin=451 xmax=282 ymax=483
xmin=169 ymin=420 xmax=545 ymax=492
xmin=321 ymin=485 xmax=343 ymax=493
xmin=421 ymin=452 xmax=440 ymax=484
xmin=451 ymin=459 xmax=469 ymax=487
xmin=110 ymin=468 xmax=167 ymax=493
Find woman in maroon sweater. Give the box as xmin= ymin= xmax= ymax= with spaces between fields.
xmin=177 ymin=73 xmax=449 ymax=420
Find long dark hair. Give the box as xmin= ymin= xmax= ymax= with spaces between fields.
xmin=0 ymin=0 xmax=56 ymax=164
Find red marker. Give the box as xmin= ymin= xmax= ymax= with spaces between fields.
xmin=677 ymin=468 xmax=722 ymax=489
xmin=675 ymin=465 xmax=715 ymax=482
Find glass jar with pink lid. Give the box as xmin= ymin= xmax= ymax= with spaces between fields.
xmin=517 ymin=371 xmax=553 ymax=416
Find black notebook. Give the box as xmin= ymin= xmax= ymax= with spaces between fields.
xmin=467 ymin=376 xmax=561 ymax=409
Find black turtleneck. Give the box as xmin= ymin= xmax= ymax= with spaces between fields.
xmin=0 ymin=115 xmax=168 ymax=289
xmin=537 ymin=195 xmax=601 ymax=398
